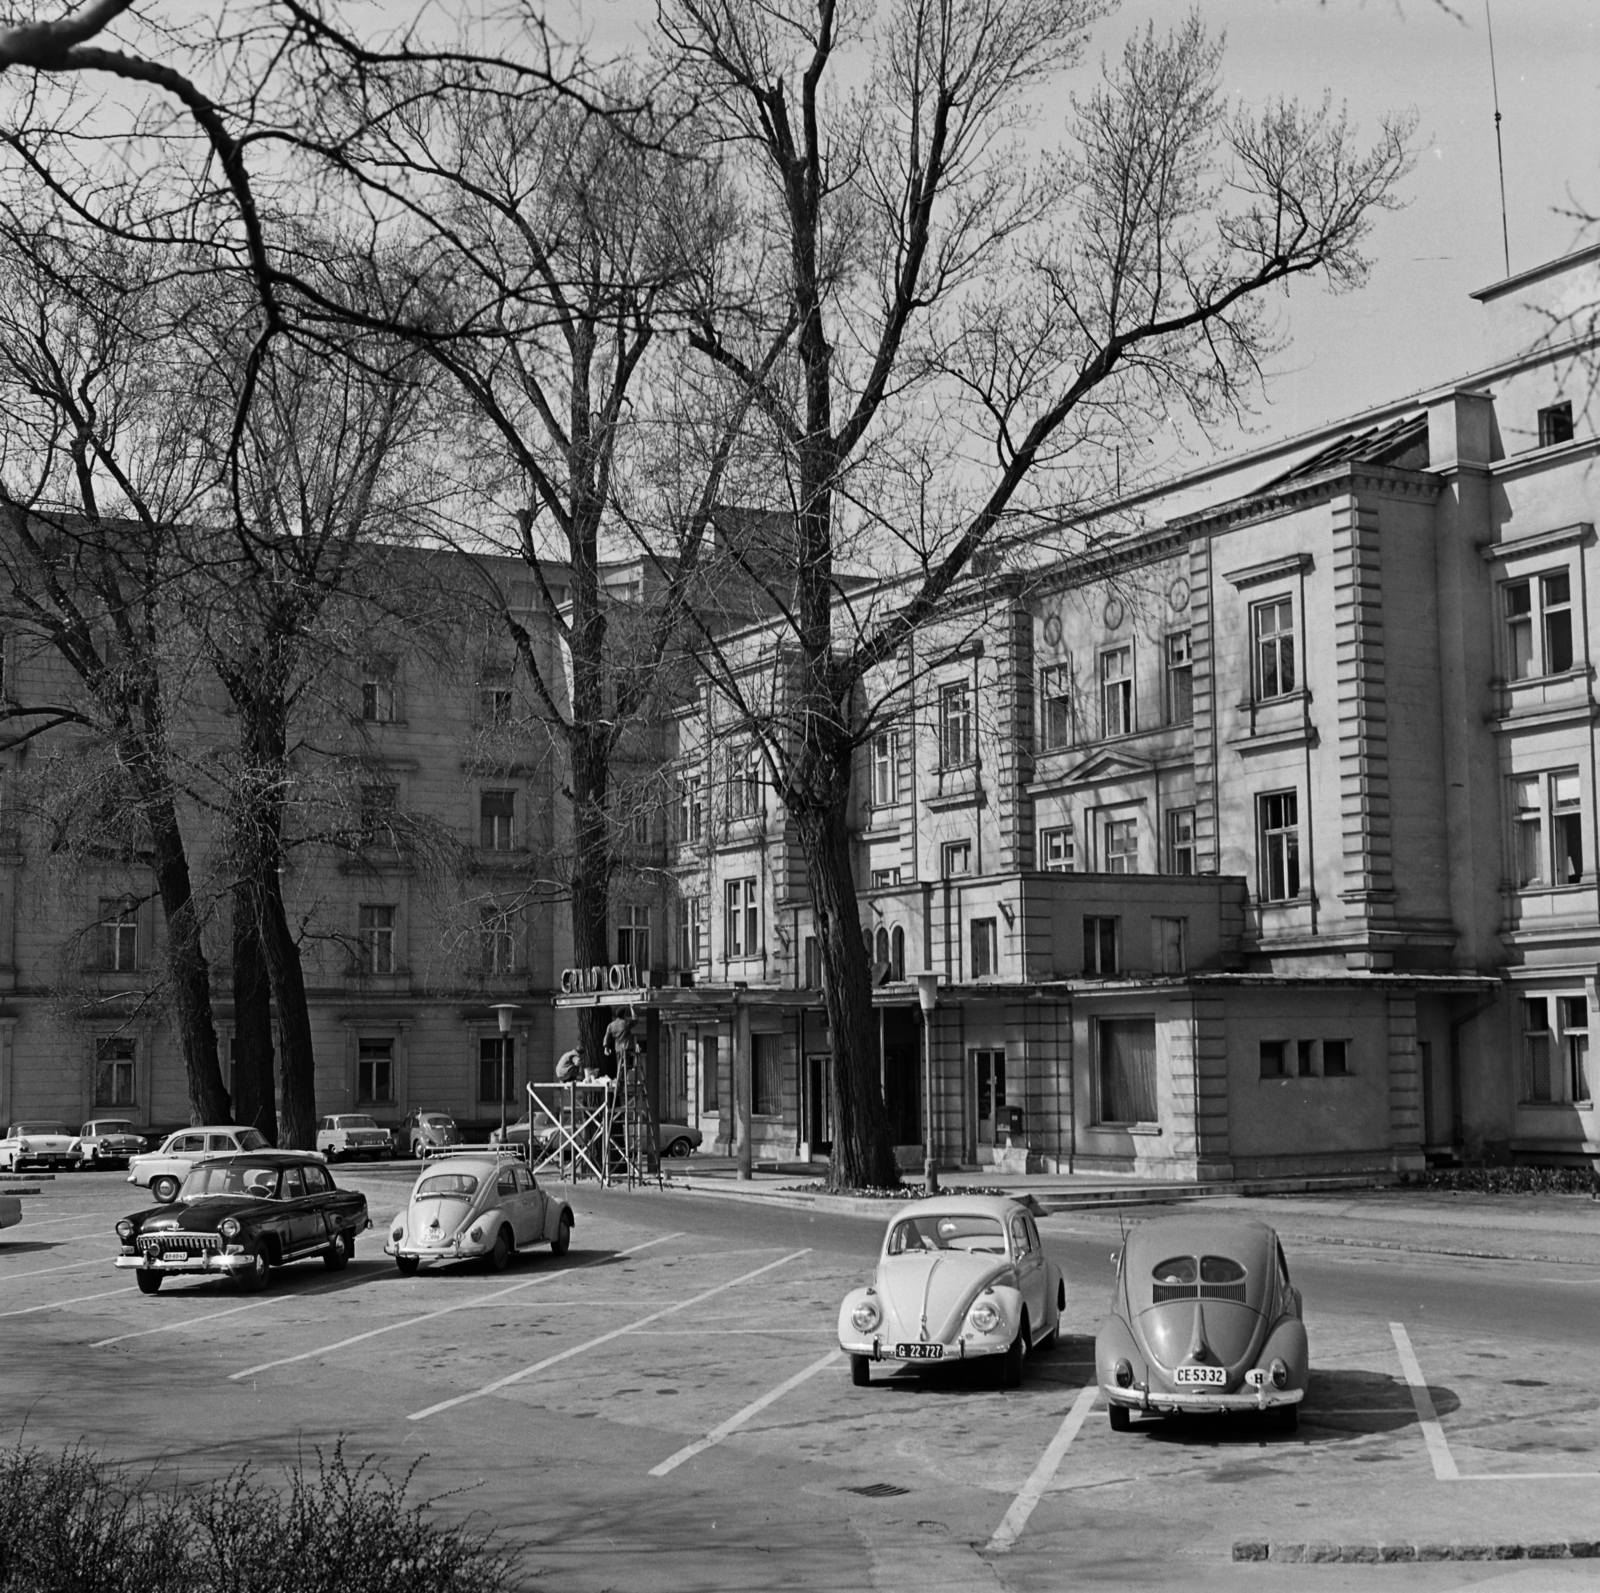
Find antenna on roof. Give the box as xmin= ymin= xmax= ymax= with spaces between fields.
xmin=1484 ymin=0 xmax=1511 ymax=278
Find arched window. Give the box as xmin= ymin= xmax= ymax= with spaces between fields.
xmin=891 ymin=926 xmax=906 ymax=982
xmin=875 ymin=927 xmax=890 ymax=964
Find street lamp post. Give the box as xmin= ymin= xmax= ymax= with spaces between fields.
xmin=490 ymin=1003 xmax=521 ymax=1146
xmin=915 ymin=973 xmax=939 ymax=1195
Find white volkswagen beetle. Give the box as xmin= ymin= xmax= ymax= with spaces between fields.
xmin=838 ymin=1195 xmax=1065 ymax=1388
xmin=384 ymin=1149 xmax=573 ymax=1274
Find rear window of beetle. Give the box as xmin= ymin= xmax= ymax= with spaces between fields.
xmin=1151 ymin=1254 xmax=1249 ymax=1303
xmin=417 ymin=1173 xmax=481 ymax=1198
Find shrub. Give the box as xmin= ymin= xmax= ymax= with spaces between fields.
xmin=0 ymin=1440 xmax=517 ymax=1593
xmin=1414 ymin=1165 xmax=1600 ymax=1196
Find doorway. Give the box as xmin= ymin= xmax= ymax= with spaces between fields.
xmin=805 ymin=1053 xmax=833 ymax=1157
xmin=970 ymin=1048 xmax=1005 ymax=1157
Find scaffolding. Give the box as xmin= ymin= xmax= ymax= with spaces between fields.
xmin=527 ymin=1062 xmax=661 ymax=1188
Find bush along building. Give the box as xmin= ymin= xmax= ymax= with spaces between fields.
xmin=654 ymin=244 xmax=1600 ymax=1178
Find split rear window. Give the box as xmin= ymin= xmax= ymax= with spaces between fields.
xmin=1151 ymin=1255 xmax=1248 ymax=1303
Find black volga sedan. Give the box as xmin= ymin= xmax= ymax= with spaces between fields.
xmin=114 ymin=1151 xmax=369 ymax=1294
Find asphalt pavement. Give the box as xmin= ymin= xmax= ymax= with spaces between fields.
xmin=4 ymin=1165 xmax=1600 ymax=1591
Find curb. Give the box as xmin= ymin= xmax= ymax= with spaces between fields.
xmin=0 ymin=1185 xmax=42 ymax=1196
xmin=1234 ymin=1541 xmax=1600 ymax=1563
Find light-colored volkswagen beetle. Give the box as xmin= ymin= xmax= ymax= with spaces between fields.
xmin=384 ymin=1149 xmax=573 ymax=1274
xmin=838 ymin=1195 xmax=1064 ymax=1388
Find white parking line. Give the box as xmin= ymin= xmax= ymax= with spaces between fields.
xmin=650 ymin=1348 xmax=841 ymax=1476
xmin=988 ymin=1385 xmax=1100 ymax=1553
xmin=0 ymin=1232 xmax=116 ymax=1248
xmin=409 ymin=1248 xmax=812 ymax=1421
xmin=229 ymin=1234 xmax=681 ymax=1381
xmin=0 ymin=1286 xmax=133 ymax=1320
xmin=1390 ymin=1322 xmax=1460 ymax=1480
xmin=90 ymin=1274 xmax=376 ymax=1347
xmin=0 ymin=1257 xmax=108 ymax=1283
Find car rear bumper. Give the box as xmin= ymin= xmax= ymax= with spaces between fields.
xmin=115 ymin=1252 xmax=256 ymax=1276
xmin=1103 ymin=1382 xmax=1305 ymax=1413
xmin=385 ymin=1239 xmax=487 ymax=1263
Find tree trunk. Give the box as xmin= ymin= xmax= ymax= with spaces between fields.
xmin=230 ymin=885 xmax=277 ymax=1142
xmin=568 ymin=716 xmax=612 ymax=1072
xmin=260 ymin=869 xmax=318 ymax=1150
xmin=795 ymin=797 xmax=899 ymax=1192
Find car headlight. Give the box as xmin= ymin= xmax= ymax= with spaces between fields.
xmin=1269 ymin=1358 xmax=1289 ymax=1390
xmin=968 ymin=1301 xmax=1002 ymax=1334
xmin=219 ymin=1218 xmax=241 ymax=1239
xmin=1114 ymin=1358 xmax=1135 ymax=1388
xmin=850 ymin=1300 xmax=881 ymax=1333
xmin=115 ymin=1220 xmax=134 ymax=1242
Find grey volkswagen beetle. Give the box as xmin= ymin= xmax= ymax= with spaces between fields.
xmin=1095 ymin=1212 xmax=1307 ymax=1433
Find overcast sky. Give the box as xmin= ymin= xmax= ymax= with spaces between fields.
xmin=561 ymin=0 xmax=1597 ymax=464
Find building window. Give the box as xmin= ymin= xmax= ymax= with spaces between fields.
xmin=1296 ymin=1039 xmax=1315 ymax=1078
xmin=1514 ymin=774 xmax=1544 ymax=886
xmin=1553 ymin=770 xmax=1584 ymax=882
xmin=871 ymin=867 xmax=902 ymax=889
xmin=358 ymin=904 xmax=396 ymax=974
xmin=1097 ymin=1017 xmax=1157 ymax=1125
xmin=970 ymin=917 xmax=997 ymax=979
xmin=1152 ymin=917 xmax=1186 ymax=975
xmin=1100 ymin=646 xmax=1132 ymax=738
xmin=1562 ymin=995 xmax=1590 ymax=1104
xmin=1504 ymin=574 xmax=1576 ymax=681
xmin=359 ymin=783 xmax=397 ymax=847
xmin=725 ymin=877 xmax=759 ymax=958
xmin=679 ymin=773 xmax=704 ymax=843
xmin=1538 ymin=400 xmax=1574 ymax=447
xmin=1083 ymin=915 xmax=1118 ymax=976
xmin=480 ymin=906 xmax=516 ymax=974
xmin=1260 ymin=1039 xmax=1287 ymax=1079
xmin=631 ymin=806 xmax=653 ymax=848
xmin=1104 ymin=815 xmax=1138 ymax=874
xmin=1258 ymin=790 xmax=1301 ymax=902
xmin=1522 ymin=997 xmax=1553 ymax=1102
xmin=941 ymin=839 xmax=972 ymax=877
xmin=727 ymin=746 xmax=762 ymax=819
xmin=1253 ymin=596 xmax=1296 ymax=700
xmin=360 ymin=662 xmax=395 ymax=723
xmin=478 ymin=1036 xmax=514 ymax=1103
xmin=94 ymin=1037 xmax=135 ymax=1107
xmin=939 ymin=681 xmax=974 ymax=768
xmin=1514 ymin=770 xmax=1584 ymax=888
xmin=477 ymin=665 xmax=513 ymax=726
xmin=1322 ymin=1039 xmax=1349 ymax=1077
xmin=1167 ymin=808 xmax=1195 ymax=875
xmin=617 ymin=905 xmax=650 ymax=968
xmin=890 ymin=925 xmax=905 ymax=982
xmin=1039 ymin=824 xmax=1073 ymax=872
xmin=1039 ymin=662 xmax=1074 ymax=750
xmin=870 ymin=729 xmax=901 ymax=807
xmin=1543 ymin=573 xmax=1574 ymax=674
xmin=1165 ymin=631 xmax=1193 ymax=724
xmin=701 ymin=1036 xmax=720 ymax=1112
xmin=358 ymin=1038 xmax=394 ymax=1104
xmin=98 ymin=897 xmax=137 ymax=972
xmin=751 ymin=1032 xmax=782 ymax=1116
xmin=679 ymin=896 xmax=704 ymax=968
xmin=479 ymin=789 xmax=514 ymax=850
xmin=803 ymin=934 xmax=821 ymax=990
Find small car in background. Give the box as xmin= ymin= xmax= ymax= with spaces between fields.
xmin=78 ymin=1119 xmax=146 ymax=1168
xmin=314 ymin=1114 xmax=394 ymax=1162
xmin=838 ymin=1195 xmax=1065 ymax=1388
xmin=129 ymin=1126 xmax=271 ymax=1205
xmin=385 ymin=1148 xmax=572 ymax=1273
xmin=401 ymin=1110 xmax=461 ymax=1158
xmin=114 ymin=1151 xmax=369 ymax=1294
xmin=0 ymin=1121 xmax=83 ymax=1172
xmin=658 ymin=1121 xmax=703 ymax=1158
xmin=487 ymin=1111 xmax=552 ymax=1157
xmin=1095 ymin=1212 xmax=1307 ymax=1434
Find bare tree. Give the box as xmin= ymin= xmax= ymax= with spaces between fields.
xmin=660 ymin=3 xmax=1414 ymax=1187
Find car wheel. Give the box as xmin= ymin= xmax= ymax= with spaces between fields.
xmin=1108 ymin=1403 xmax=1132 ymax=1433
xmin=323 ymin=1230 xmax=352 ymax=1271
xmin=550 ymin=1213 xmax=572 ymax=1256
xmin=851 ymin=1354 xmax=871 ymax=1387
xmin=1001 ymin=1318 xmax=1027 ymax=1389
xmin=664 ymin=1137 xmax=691 ymax=1158
xmin=135 ymin=1270 xmax=162 ymax=1295
xmin=396 ymin=1255 xmax=420 ymax=1276
xmin=236 ymin=1251 xmax=270 ymax=1293
xmin=151 ymin=1175 xmax=180 ymax=1204
xmin=485 ymin=1226 xmax=513 ymax=1272
xmin=1274 ymin=1403 xmax=1299 ymax=1436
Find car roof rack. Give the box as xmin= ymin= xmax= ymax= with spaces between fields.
xmin=421 ymin=1144 xmax=528 ymax=1162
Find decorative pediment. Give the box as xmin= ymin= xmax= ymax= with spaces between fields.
xmin=1030 ymin=748 xmax=1154 ymax=792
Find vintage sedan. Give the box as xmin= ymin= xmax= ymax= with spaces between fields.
xmin=1095 ymin=1212 xmax=1308 ymax=1434
xmin=838 ymin=1196 xmax=1065 ymax=1388
xmin=657 ymin=1121 xmax=704 ymax=1158
xmin=385 ymin=1149 xmax=573 ymax=1273
xmin=315 ymin=1114 xmax=394 ymax=1162
xmin=128 ymin=1126 xmax=272 ymax=1204
xmin=0 ymin=1121 xmax=83 ymax=1172
xmin=401 ymin=1110 xmax=461 ymax=1157
xmin=114 ymin=1152 xmax=369 ymax=1294
xmin=78 ymin=1119 xmax=146 ymax=1168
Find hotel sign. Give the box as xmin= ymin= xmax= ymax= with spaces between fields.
xmin=559 ymin=964 xmax=655 ymax=995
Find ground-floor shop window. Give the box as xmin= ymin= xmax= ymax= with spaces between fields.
xmin=1096 ymin=1018 xmax=1157 ymax=1124
xmin=95 ymin=1037 xmax=135 ymax=1107
xmin=358 ymin=1038 xmax=394 ymax=1103
xmin=478 ymin=1036 xmax=514 ymax=1103
xmin=751 ymin=1033 xmax=782 ymax=1116
xmin=701 ymin=1035 xmax=720 ymax=1112
xmin=1522 ymin=996 xmax=1590 ymax=1104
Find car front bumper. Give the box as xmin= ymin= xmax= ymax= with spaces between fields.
xmin=1102 ymin=1382 xmax=1305 ymax=1414
xmin=115 ymin=1250 xmax=258 ymax=1277
xmin=839 ymin=1333 xmax=1012 ymax=1364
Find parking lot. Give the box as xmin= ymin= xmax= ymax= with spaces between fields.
xmin=6 ymin=1166 xmax=1600 ymax=1591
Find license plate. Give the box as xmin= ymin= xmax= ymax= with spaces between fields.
xmin=161 ymin=1251 xmax=188 ymax=1264
xmin=1175 ymin=1364 xmax=1226 ymax=1386
xmin=894 ymin=1343 xmax=944 ymax=1361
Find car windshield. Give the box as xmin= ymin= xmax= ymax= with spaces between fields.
xmin=886 ymin=1213 xmax=1007 ymax=1255
xmin=93 ymin=1122 xmax=136 ymax=1135
xmin=338 ymin=1116 xmax=378 ymax=1129
xmin=181 ymin=1163 xmax=280 ymax=1200
xmin=235 ymin=1129 xmax=269 ymax=1151
xmin=416 ymin=1173 xmax=482 ymax=1198
xmin=12 ymin=1123 xmax=65 ymax=1136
